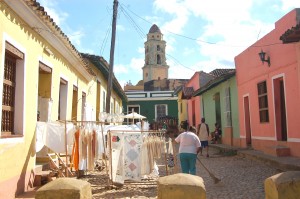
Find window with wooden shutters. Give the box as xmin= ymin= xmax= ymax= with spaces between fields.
xmin=2 ymin=54 xmax=16 ymax=136
xmin=257 ymin=81 xmax=269 ymax=123
xmin=224 ymin=87 xmax=232 ymax=127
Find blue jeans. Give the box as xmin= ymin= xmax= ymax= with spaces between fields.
xmin=179 ymin=153 xmax=197 ymax=175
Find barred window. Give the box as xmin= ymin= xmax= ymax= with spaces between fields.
xmin=257 ymin=81 xmax=269 ymax=123
xmin=2 ymin=42 xmax=24 ymax=137
xmin=2 ymin=54 xmax=16 ymax=136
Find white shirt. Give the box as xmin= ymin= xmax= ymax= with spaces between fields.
xmin=175 ymin=131 xmax=201 ymax=154
xmin=198 ymin=123 xmax=209 ymax=141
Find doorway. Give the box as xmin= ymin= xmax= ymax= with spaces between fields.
xmin=243 ymin=96 xmax=252 ymax=146
xmin=38 ymin=62 xmax=52 ymax=122
xmin=58 ymin=78 xmax=68 ymax=120
xmin=72 ymin=86 xmax=78 ymax=120
xmin=214 ymin=93 xmax=221 ymax=128
xmin=273 ymin=77 xmax=287 ymax=141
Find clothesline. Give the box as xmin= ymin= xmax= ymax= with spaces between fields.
xmin=107 ymin=129 xmax=176 ymax=185
xmin=36 ymin=120 xmax=170 ymax=188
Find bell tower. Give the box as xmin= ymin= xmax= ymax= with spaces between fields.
xmin=142 ymin=24 xmax=169 ymax=83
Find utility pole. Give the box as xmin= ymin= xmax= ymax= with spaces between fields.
xmin=106 ymin=0 xmax=118 ymax=114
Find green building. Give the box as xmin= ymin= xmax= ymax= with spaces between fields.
xmin=193 ymin=70 xmax=240 ymax=146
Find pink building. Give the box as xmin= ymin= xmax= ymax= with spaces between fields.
xmin=235 ymin=9 xmax=300 ymax=157
xmin=185 ymin=71 xmax=215 ymax=127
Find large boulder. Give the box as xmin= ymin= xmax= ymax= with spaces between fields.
xmin=35 ymin=178 xmax=92 ymax=199
xmin=265 ymin=171 xmax=300 ymax=199
xmin=157 ymin=173 xmax=206 ymax=199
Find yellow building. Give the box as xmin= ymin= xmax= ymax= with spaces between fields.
xmin=174 ymin=86 xmax=189 ymax=130
xmin=0 ymin=1 xmax=126 ymax=198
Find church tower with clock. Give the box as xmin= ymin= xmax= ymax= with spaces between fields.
xmin=142 ymin=24 xmax=169 ymax=83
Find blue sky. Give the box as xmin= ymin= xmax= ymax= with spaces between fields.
xmin=39 ymin=0 xmax=300 ymax=88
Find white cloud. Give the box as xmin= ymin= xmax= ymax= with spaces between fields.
xmin=114 ymin=64 xmax=129 ymax=74
xmin=153 ymin=0 xmax=191 ymax=56
xmin=38 ymin=0 xmax=68 ymax=26
xmin=192 ymin=0 xmax=277 ymax=68
xmin=168 ymin=59 xmax=196 ymax=79
xmin=138 ymin=47 xmax=144 ymax=54
xmin=155 ymin=2 xmax=189 ymax=34
xmin=118 ymin=80 xmax=127 ymax=89
xmin=117 ymin=24 xmax=125 ymax=31
xmin=154 ymin=0 xmax=281 ymax=75
xmin=38 ymin=0 xmax=300 ymax=86
xmin=280 ymin=0 xmax=300 ymax=11
xmin=183 ymin=47 xmax=195 ymax=56
xmin=113 ymin=58 xmax=144 ymax=85
xmin=38 ymin=0 xmax=89 ymax=53
xmin=129 ymin=58 xmax=144 ymax=71
xmin=68 ymin=30 xmax=84 ymax=47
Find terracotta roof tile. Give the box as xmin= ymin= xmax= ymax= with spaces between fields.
xmin=280 ymin=23 xmax=300 ymax=43
xmin=182 ymin=87 xmax=194 ymax=99
xmin=23 ymin=0 xmax=95 ymax=76
xmin=194 ymin=70 xmax=236 ymax=97
xmin=81 ymin=53 xmax=127 ymax=101
xmin=209 ymin=69 xmax=235 ymax=77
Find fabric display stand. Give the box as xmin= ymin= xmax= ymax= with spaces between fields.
xmin=66 ymin=120 xmax=111 ymax=188
xmin=107 ymin=130 xmax=176 ymax=186
xmin=36 ymin=120 xmax=111 ymax=186
xmin=36 ymin=120 xmax=175 ymax=189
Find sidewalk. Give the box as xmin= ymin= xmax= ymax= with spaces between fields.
xmin=210 ymin=143 xmax=300 ymax=171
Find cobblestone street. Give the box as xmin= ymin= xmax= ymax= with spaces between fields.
xmin=192 ymin=147 xmax=280 ymax=199
xmin=16 ymin=146 xmax=287 ymax=199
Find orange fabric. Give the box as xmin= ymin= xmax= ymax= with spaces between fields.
xmin=72 ymin=130 xmax=80 ymax=171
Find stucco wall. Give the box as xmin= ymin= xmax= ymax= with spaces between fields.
xmin=186 ymin=72 xmax=202 ymax=126
xmin=126 ymin=99 xmax=178 ymax=123
xmin=0 ymin=2 xmax=123 ymax=198
xmin=235 ymin=8 xmax=300 ymax=156
xmin=201 ymin=76 xmax=240 ymax=146
xmin=177 ymin=91 xmax=188 ymax=127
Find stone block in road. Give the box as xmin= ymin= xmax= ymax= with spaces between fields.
xmin=157 ymin=173 xmax=206 ymax=199
xmin=265 ymin=171 xmax=300 ymax=199
xmin=35 ymin=178 xmax=92 ymax=199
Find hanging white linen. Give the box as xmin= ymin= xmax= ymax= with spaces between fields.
xmin=82 ymin=103 xmax=94 ymax=121
xmin=35 ymin=121 xmax=75 ymax=153
xmin=35 ymin=122 xmax=47 ymax=152
xmin=123 ymin=132 xmax=143 ymax=181
xmin=110 ymin=132 xmax=124 ymax=184
xmin=140 ymin=137 xmax=150 ymax=176
xmin=96 ymin=127 xmax=105 ymax=158
xmin=38 ymin=96 xmax=52 ymax=122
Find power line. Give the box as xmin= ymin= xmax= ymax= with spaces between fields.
xmin=120 ymin=4 xmax=283 ymax=48
xmin=100 ymin=25 xmax=111 ymax=56
xmin=166 ymin=53 xmax=196 ymax=72
xmin=119 ymin=4 xmax=146 ymax=40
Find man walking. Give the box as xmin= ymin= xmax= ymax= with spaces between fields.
xmin=197 ymin=118 xmax=210 ymax=157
